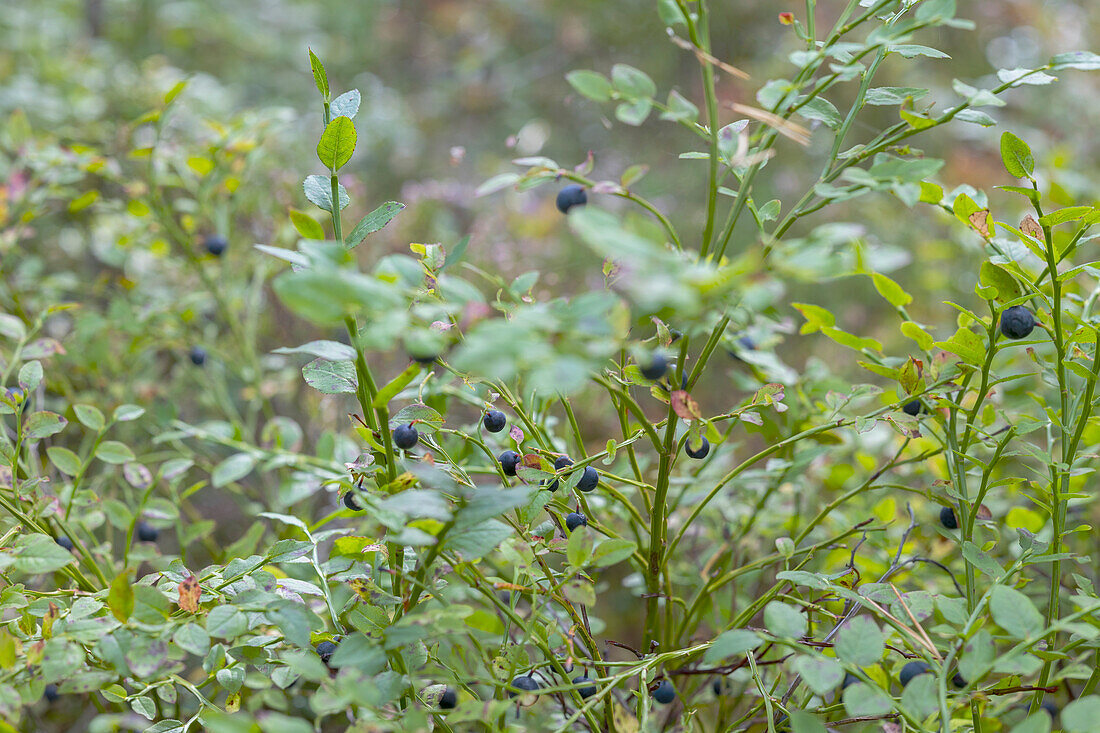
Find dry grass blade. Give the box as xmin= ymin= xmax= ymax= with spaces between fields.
xmin=889 ymin=584 xmax=942 ymax=661
xmin=727 ymin=102 xmax=812 ymax=147
xmin=669 ymin=34 xmax=750 ymax=80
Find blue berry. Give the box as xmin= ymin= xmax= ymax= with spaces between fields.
xmin=640 ymin=354 xmax=668 ymax=381
xmin=940 ymin=506 xmax=958 ymax=530
xmin=508 ymin=675 xmax=540 ymax=698
xmin=204 ymin=234 xmax=228 ymax=256
xmin=1000 ymin=305 xmax=1036 ymax=339
xmin=565 ymin=512 xmax=588 ymax=533
xmin=556 ymin=184 xmax=587 ymax=214
xmin=685 ymin=437 xmax=710 ymax=460
xmin=56 ymin=536 xmax=75 ymax=552
xmin=899 ymin=661 xmax=932 ymax=687
xmin=499 ymin=450 xmax=520 ymax=476
xmin=393 ymin=424 xmax=419 ymax=450
xmin=573 ymin=675 xmax=596 ymax=699
xmin=483 ymin=410 xmax=507 ymax=433
xmin=842 ymin=672 xmax=859 ymax=689
xmin=576 ymin=466 xmax=598 ymax=493
xmin=136 ymin=521 xmax=158 ymax=543
xmin=43 ymin=684 xmax=59 ymax=703
xmin=903 ymin=399 xmax=922 ymax=416
xmin=554 ymin=455 xmax=573 ymax=471
xmin=343 ymin=492 xmax=362 ymax=511
xmin=315 ymin=640 xmax=337 ymax=664
xmin=439 ymin=686 xmax=457 ymax=709
xmin=652 ymin=679 xmax=676 ymax=704
xmin=189 ymin=346 xmax=207 ymax=366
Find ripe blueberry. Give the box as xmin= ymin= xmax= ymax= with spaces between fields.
xmin=640 ymin=354 xmax=668 ymax=381
xmin=204 ymin=234 xmax=228 ymax=256
xmin=43 ymin=684 xmax=59 ymax=703
xmin=56 ymin=536 xmax=75 ymax=552
xmin=565 ymin=512 xmax=588 ymax=533
xmin=315 ymin=640 xmax=337 ymax=664
xmin=343 ymin=492 xmax=361 ymax=511
xmin=842 ymin=672 xmax=859 ymax=689
xmin=189 ymin=346 xmax=207 ymax=366
xmin=393 ymin=424 xmax=419 ymax=450
xmin=439 ymin=686 xmax=457 ymax=709
xmin=652 ymin=679 xmax=676 ymax=704
xmin=554 ymin=455 xmax=573 ymax=471
xmin=940 ymin=506 xmax=958 ymax=530
xmin=1000 ymin=305 xmax=1036 ymax=340
xmin=951 ymin=672 xmax=966 ymax=689
xmin=556 ymin=184 xmax=587 ymax=214
xmin=499 ymin=450 xmax=520 ymax=476
xmin=508 ymin=674 xmax=540 ymax=698
xmin=685 ymin=437 xmax=710 ymax=460
xmin=1040 ymin=701 xmax=1058 ymax=718
xmin=572 ymin=675 xmax=596 ymax=699
xmin=903 ymin=399 xmax=922 ymax=416
xmin=136 ymin=521 xmax=158 ymax=543
xmin=483 ymin=410 xmax=507 ymax=433
xmin=899 ymin=661 xmax=932 ymax=687
xmin=712 ymin=677 xmax=729 ymax=696
xmin=576 ymin=466 xmax=598 ymax=493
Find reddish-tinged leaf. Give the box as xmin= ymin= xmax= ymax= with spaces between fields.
xmin=671 ymin=390 xmax=702 ymax=421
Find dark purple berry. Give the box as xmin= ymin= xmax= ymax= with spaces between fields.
xmin=685 ymin=437 xmax=710 ymax=460
xmin=56 ymin=536 xmax=75 ymax=552
xmin=499 ymin=450 xmax=520 ymax=476
xmin=572 ymin=675 xmax=596 ymax=699
xmin=899 ymin=661 xmax=932 ymax=687
xmin=439 ymin=686 xmax=457 ymax=709
xmin=483 ymin=410 xmax=507 ymax=433
xmin=508 ymin=675 xmax=540 ymax=698
xmin=204 ymin=234 xmax=228 ymax=256
xmin=315 ymin=640 xmax=337 ymax=664
xmin=940 ymin=506 xmax=958 ymax=530
xmin=555 ymin=185 xmax=587 ymax=214
xmin=1000 ymin=305 xmax=1036 ymax=340
xmin=393 ymin=424 xmax=419 ymax=450
xmin=43 ymin=684 xmax=59 ymax=703
xmin=640 ymin=354 xmax=668 ymax=381
xmin=565 ymin=512 xmax=587 ymax=533
xmin=554 ymin=455 xmax=573 ymax=471
xmin=652 ymin=679 xmax=676 ymax=704
xmin=343 ymin=492 xmax=361 ymax=511
xmin=189 ymin=346 xmax=207 ymax=366
xmin=576 ymin=466 xmax=598 ymax=493
xmin=136 ymin=521 xmax=158 ymax=543
xmin=903 ymin=399 xmax=922 ymax=416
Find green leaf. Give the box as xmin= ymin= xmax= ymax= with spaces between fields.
xmin=901 ymin=321 xmax=934 ymax=350
xmin=820 ymin=326 xmax=883 ymax=353
xmin=465 ymin=608 xmax=505 ymax=634
xmin=346 ymin=202 xmax=405 ymax=249
xmin=46 ymin=446 xmax=82 ymax=476
xmin=372 ymin=363 xmax=420 ymax=407
xmin=273 ymin=267 xmax=400 ymax=325
xmin=24 ymin=411 xmax=67 ymax=440
xmin=113 ymin=404 xmax=145 ymax=422
xmin=95 ymin=440 xmax=135 ymax=465
xmin=212 ymin=453 xmax=258 ymax=488
xmin=901 ymin=673 xmax=939 ymax=719
xmin=206 ymin=606 xmax=248 ymax=640
xmin=934 ymin=327 xmax=985 ymax=366
xmin=73 ymin=404 xmax=105 ymax=432
xmin=591 ymin=538 xmax=636 ymax=568
xmin=12 ymin=534 xmax=75 ymax=574
xmin=915 ymin=0 xmax=956 ymax=22
xmin=660 ymin=89 xmax=699 ymax=122
xmin=962 ymin=541 xmax=1005 ymax=578
xmin=273 ymin=340 xmax=356 ymax=361
xmin=566 ymin=70 xmax=613 ymax=102
xmin=610 ymin=64 xmax=656 ymax=99
xmin=959 ymin=629 xmax=994 ymax=684
xmin=1039 ymin=206 xmax=1094 ymax=227
xmin=331 ymin=89 xmax=361 ymax=119
xmin=307 ymin=49 xmax=329 ymax=99
xmin=1000 ymin=131 xmax=1035 ymax=178
xmin=871 ymin=272 xmax=912 ymax=307
xmin=979 ymin=261 xmax=1022 ymax=301
xmin=788 ymin=711 xmax=828 ymax=733
xmin=1062 ymin=696 xmax=1100 ymax=733
xmin=835 ymin=616 xmax=884 ymax=666
xmin=566 ymin=526 xmax=593 ymax=568
xmin=108 ymin=570 xmax=134 ymax=623
xmin=763 ymin=601 xmax=807 ymax=638
xmin=792 ymin=656 xmax=844 ymax=696
xmin=1009 ymin=714 xmax=1052 ymax=733
xmin=302 ymin=174 xmax=349 ymax=213
xmin=303 ymin=358 xmax=358 ymax=394
xmin=289 ymin=208 xmax=325 ymax=240
xmin=1050 ymin=51 xmax=1100 ymax=71
xmin=18 ymin=360 xmax=42 ymax=391
xmin=173 ymin=623 xmax=210 ymax=657
xmin=991 ymin=585 xmax=1043 ymax=638
xmin=615 ymin=98 xmax=652 ymax=126
xmin=865 ymin=87 xmax=929 ymax=106
xmin=796 ymin=96 xmax=841 ymax=128
xmin=317 ymin=116 xmax=357 ymax=171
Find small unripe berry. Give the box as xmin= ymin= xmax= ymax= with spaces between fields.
xmin=483 ymin=410 xmax=507 ymax=433
xmin=555 ymin=184 xmax=587 ymax=214
xmin=565 ymin=512 xmax=588 ymax=533
xmin=393 ymin=424 xmax=419 ymax=450
xmin=499 ymin=450 xmax=520 ymax=476
xmin=999 ymin=305 xmax=1036 ymax=340
xmin=652 ymin=679 xmax=676 ymax=704
xmin=685 ymin=437 xmax=710 ymax=460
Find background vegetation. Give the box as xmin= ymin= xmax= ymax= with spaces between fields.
xmin=1 ymin=1 xmax=1099 ymax=731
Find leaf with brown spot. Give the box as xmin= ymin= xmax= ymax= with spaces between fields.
xmin=976 ymin=504 xmax=993 ymax=521
xmin=508 ymin=424 xmax=525 ymax=443
xmin=1021 ymin=214 xmax=1043 ymax=239
xmin=178 ymin=575 xmax=201 ymax=614
xmin=969 ymin=209 xmax=992 ymax=237
xmin=42 ymin=603 xmax=59 ymax=639
xmin=671 ymin=390 xmax=702 ymax=421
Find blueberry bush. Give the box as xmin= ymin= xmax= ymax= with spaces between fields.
xmin=2 ymin=1 xmax=1100 ymax=731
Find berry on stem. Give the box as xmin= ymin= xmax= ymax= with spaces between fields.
xmin=685 ymin=437 xmax=710 ymax=460
xmin=189 ymin=346 xmax=207 ymax=366
xmin=1000 ymin=305 xmax=1036 ymax=340
xmin=44 ymin=684 xmax=59 ymax=703
xmin=940 ymin=506 xmax=958 ymax=530
xmin=576 ymin=466 xmax=598 ymax=493
xmin=439 ymin=686 xmax=457 ymax=709
xmin=499 ymin=450 xmax=519 ymax=476
xmin=393 ymin=424 xmax=419 ymax=450
xmin=554 ymin=455 xmax=573 ymax=471
xmin=842 ymin=672 xmax=859 ymax=689
xmin=483 ymin=410 xmax=507 ymax=433
xmin=315 ymin=640 xmax=337 ymax=665
xmin=507 ymin=674 xmax=540 ymax=700
xmin=652 ymin=679 xmax=676 ymax=704
xmin=899 ymin=661 xmax=932 ymax=687
xmin=903 ymin=399 xmax=922 ymax=416
xmin=343 ymin=492 xmax=361 ymax=511
xmin=565 ymin=512 xmax=588 ymax=533
xmin=555 ymin=184 xmax=587 ymax=214
xmin=56 ymin=536 xmax=75 ymax=552
xmin=572 ymin=676 xmax=596 ymax=699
